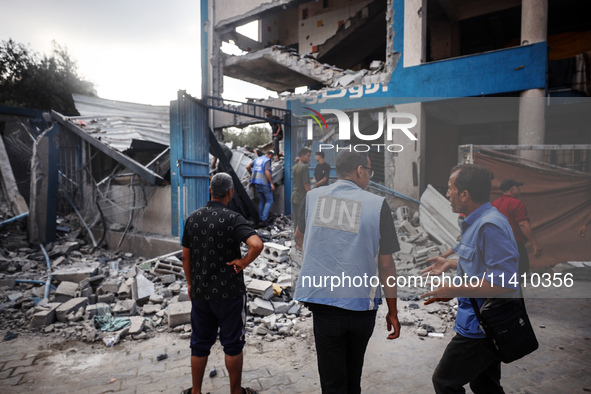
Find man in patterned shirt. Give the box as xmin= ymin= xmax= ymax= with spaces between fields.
xmin=182 ymin=173 xmax=263 ymax=394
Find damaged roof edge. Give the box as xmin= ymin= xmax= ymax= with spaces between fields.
xmin=51 ymin=111 xmax=164 ymax=186
xmin=215 ymin=0 xmax=307 ymax=32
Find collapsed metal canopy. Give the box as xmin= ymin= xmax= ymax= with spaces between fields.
xmin=51 ymin=111 xmax=164 ymax=186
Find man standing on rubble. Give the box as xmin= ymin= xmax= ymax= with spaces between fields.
xmin=181 ymin=173 xmax=263 ymax=394
xmin=421 ymin=164 xmax=519 ymax=393
xmin=265 ymin=107 xmax=282 ymax=159
xmin=294 ymin=150 xmax=401 ymax=393
xmin=291 ymin=147 xmax=311 ymax=231
xmin=491 ymin=179 xmax=542 ymax=275
xmin=246 ymin=150 xmax=276 ymax=226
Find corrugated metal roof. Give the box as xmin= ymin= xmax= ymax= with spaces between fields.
xmin=72 ymin=94 xmax=169 ymax=152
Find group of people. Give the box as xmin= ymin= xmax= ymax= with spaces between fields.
xmin=181 ymin=141 xmax=587 ymax=394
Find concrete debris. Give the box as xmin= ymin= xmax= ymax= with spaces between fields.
xmin=0 ymin=195 xmax=486 ymax=348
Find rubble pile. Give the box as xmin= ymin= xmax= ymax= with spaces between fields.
xmin=0 ymin=212 xmax=310 ymax=346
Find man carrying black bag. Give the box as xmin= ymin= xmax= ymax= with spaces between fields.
xmin=421 ymin=164 xmax=532 ymax=394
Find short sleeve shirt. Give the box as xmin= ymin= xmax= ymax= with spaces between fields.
xmin=182 ymin=201 xmax=256 ymax=301
xmin=314 ymin=162 xmax=331 ymax=187
xmin=291 ymin=162 xmax=310 ymax=204
xmin=491 ymin=194 xmax=529 ymax=243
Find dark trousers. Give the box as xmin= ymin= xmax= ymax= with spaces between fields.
xmin=433 ymin=333 xmax=504 ymax=394
xmin=517 ymin=241 xmax=530 ymax=275
xmin=273 ymin=135 xmax=282 ymax=156
xmin=311 ymin=306 xmax=376 ymax=394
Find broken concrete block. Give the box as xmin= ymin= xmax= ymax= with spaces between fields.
xmin=98 ymin=278 xmax=121 ymax=295
xmin=149 ymin=294 xmax=164 ymax=304
xmin=246 ymin=279 xmax=274 ymax=300
xmin=262 ymin=242 xmax=290 ymax=263
xmin=398 ymin=241 xmax=415 ymax=255
xmin=118 ymin=281 xmax=131 ymax=300
xmin=112 ymin=299 xmax=137 ymax=316
xmin=168 ymin=301 xmax=192 ymax=327
xmin=97 ymin=293 xmax=115 ymax=304
xmin=160 ymin=274 xmax=176 ymax=285
xmin=126 ymin=265 xmax=142 ymax=279
xmin=56 ymin=297 xmax=88 ymax=323
xmin=271 ymin=301 xmax=290 ymax=314
xmin=249 ymin=298 xmax=274 ymax=316
xmin=50 ymin=241 xmax=80 ymax=256
xmin=254 ymin=325 xmax=274 ymax=335
xmin=143 ymin=304 xmax=162 ymax=315
xmin=277 ymin=274 xmax=292 ymax=289
xmin=287 ymin=303 xmax=301 ymax=316
xmin=86 ymin=304 xmax=101 ymax=319
xmin=31 ymin=303 xmax=61 ymax=327
xmin=396 ymin=206 xmax=411 ymax=222
xmin=132 ymin=274 xmax=155 ymax=301
xmin=52 ymin=266 xmax=99 ymax=283
xmin=128 ymin=316 xmax=145 ymax=335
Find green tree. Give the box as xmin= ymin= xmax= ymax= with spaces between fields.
xmin=0 ymin=39 xmax=96 ymax=115
xmin=224 ymin=125 xmax=272 ymax=148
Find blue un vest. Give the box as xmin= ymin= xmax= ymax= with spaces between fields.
xmin=251 ymin=156 xmax=271 ymax=186
xmin=453 ymin=203 xmax=517 ymax=338
xmin=294 ymin=180 xmax=384 ymax=311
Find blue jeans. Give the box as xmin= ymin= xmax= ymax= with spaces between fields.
xmin=255 ymin=183 xmax=273 ymax=221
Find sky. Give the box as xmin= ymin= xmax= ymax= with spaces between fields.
xmin=2 ymin=0 xmax=274 ymax=106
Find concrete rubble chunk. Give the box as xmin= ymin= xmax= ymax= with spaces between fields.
xmin=97 ymin=293 xmax=115 ymax=304
xmin=143 ymin=304 xmax=162 ymax=315
xmin=118 ymin=281 xmax=131 ymax=299
xmin=31 ymin=303 xmax=61 ymax=327
xmin=98 ymin=278 xmax=121 ymax=295
xmin=168 ymin=301 xmax=192 ymax=327
xmin=50 ymin=241 xmax=80 ymax=256
xmin=113 ymin=299 xmax=137 ymax=316
xmin=56 ymin=297 xmax=88 ymax=323
xmin=271 ymin=301 xmax=290 ymax=314
xmin=132 ymin=274 xmax=155 ymax=301
xmin=246 ymin=279 xmax=274 ymax=300
xmin=149 ymin=294 xmax=164 ymax=304
xmin=277 ymin=274 xmax=292 ymax=289
xmin=52 ymin=264 xmax=99 ymax=283
xmin=128 ymin=316 xmax=145 ymax=335
xmin=249 ymin=298 xmax=274 ymax=316
xmin=160 ymin=274 xmax=176 ymax=285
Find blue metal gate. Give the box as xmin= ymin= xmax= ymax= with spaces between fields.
xmin=170 ymin=90 xmax=210 ymax=238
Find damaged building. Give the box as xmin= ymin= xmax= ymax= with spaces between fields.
xmin=198 ymin=0 xmax=591 ymax=269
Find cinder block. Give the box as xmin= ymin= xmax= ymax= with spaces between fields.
xmin=154 ymin=261 xmax=184 ymax=278
xmin=54 ymin=281 xmax=78 ymax=303
xmin=246 ymin=279 xmax=274 ymax=300
xmin=262 ymin=242 xmax=290 ymax=262
xmin=56 ymin=297 xmax=88 ymax=322
xmin=168 ymin=301 xmax=192 ymax=327
xmin=31 ymin=303 xmax=61 ymax=327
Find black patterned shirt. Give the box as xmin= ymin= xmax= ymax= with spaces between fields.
xmin=182 ymin=201 xmax=257 ymax=301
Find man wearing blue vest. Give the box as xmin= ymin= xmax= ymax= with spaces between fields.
xmin=294 ymin=150 xmax=401 ymax=394
xmin=422 ymin=164 xmax=520 ymax=394
xmin=247 ymin=150 xmax=275 ymax=225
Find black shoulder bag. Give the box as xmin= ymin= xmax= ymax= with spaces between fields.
xmin=469 ymin=297 xmax=539 ymax=363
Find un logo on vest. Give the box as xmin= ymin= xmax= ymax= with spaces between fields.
xmin=313 ymin=195 xmax=362 ymax=233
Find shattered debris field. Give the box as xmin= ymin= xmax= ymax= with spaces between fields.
xmin=1 ymin=204 xmax=591 ymax=393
